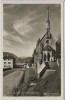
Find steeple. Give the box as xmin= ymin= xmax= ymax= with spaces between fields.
xmin=46 ymin=7 xmax=50 ymax=32
xmin=47 ymin=7 xmax=49 ymax=22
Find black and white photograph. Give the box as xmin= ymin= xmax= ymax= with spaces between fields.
xmin=3 ymin=2 xmax=63 ymax=97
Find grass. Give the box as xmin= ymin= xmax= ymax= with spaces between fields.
xmin=3 ymin=69 xmax=14 ymax=76
xmin=33 ymin=61 xmax=61 ymax=96
xmin=12 ymin=61 xmax=61 ymax=96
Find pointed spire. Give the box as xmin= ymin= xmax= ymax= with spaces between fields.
xmin=46 ymin=7 xmax=50 ymax=32
xmin=47 ymin=7 xmax=49 ymax=22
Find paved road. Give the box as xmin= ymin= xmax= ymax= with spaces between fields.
xmin=3 ymin=70 xmax=24 ymax=96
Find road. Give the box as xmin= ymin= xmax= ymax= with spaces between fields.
xmin=3 ymin=70 xmax=24 ymax=96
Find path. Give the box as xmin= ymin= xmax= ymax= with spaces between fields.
xmin=3 ymin=70 xmax=24 ymax=96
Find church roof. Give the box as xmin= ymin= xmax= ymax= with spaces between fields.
xmin=40 ymin=32 xmax=47 ymax=42
xmin=43 ymin=45 xmax=55 ymax=51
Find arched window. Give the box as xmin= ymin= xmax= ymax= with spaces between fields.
xmin=44 ymin=54 xmax=46 ymax=61
xmin=47 ymin=53 xmax=50 ymax=61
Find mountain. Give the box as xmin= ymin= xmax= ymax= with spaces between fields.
xmin=3 ymin=52 xmax=33 ymax=64
xmin=3 ymin=52 xmax=17 ymax=59
xmin=19 ymin=57 xmax=33 ymax=63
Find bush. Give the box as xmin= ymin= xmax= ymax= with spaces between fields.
xmin=3 ymin=67 xmax=12 ymax=71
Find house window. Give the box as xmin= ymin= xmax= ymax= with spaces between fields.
xmin=8 ymin=62 xmax=11 ymax=64
xmin=4 ymin=62 xmax=6 ymax=64
xmin=8 ymin=66 xmax=10 ymax=67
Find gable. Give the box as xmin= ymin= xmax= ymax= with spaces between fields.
xmin=43 ymin=45 xmax=55 ymax=51
xmin=40 ymin=32 xmax=56 ymax=51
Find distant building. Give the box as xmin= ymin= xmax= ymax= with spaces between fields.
xmin=24 ymin=63 xmax=30 ymax=68
xmin=3 ymin=53 xmax=15 ymax=69
xmin=16 ymin=62 xmax=27 ymax=68
xmin=3 ymin=58 xmax=13 ymax=68
xmin=33 ymin=8 xmax=61 ymax=78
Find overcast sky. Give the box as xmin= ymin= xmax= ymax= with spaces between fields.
xmin=3 ymin=4 xmax=61 ymax=57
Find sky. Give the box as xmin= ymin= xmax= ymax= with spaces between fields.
xmin=3 ymin=4 xmax=61 ymax=57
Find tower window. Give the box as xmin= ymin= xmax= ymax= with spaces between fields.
xmin=46 ymin=40 xmax=49 ymax=44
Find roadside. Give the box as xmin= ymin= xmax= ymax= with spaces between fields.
xmin=3 ymin=68 xmax=24 ymax=76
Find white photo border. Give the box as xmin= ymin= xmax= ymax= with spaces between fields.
xmin=0 ymin=0 xmax=64 ymax=100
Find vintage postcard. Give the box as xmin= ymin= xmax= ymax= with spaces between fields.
xmin=1 ymin=0 xmax=64 ymax=100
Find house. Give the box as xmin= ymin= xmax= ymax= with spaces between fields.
xmin=3 ymin=58 xmax=13 ymax=69
xmin=33 ymin=8 xmax=60 ymax=78
xmin=15 ymin=62 xmax=29 ymax=68
xmin=3 ymin=52 xmax=16 ymax=69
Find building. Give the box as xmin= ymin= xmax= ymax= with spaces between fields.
xmin=56 ymin=40 xmax=61 ymax=59
xmin=3 ymin=53 xmax=16 ymax=69
xmin=15 ymin=62 xmax=29 ymax=68
xmin=3 ymin=58 xmax=13 ymax=68
xmin=33 ymin=8 xmax=60 ymax=78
